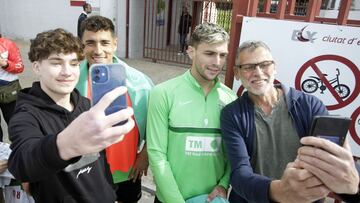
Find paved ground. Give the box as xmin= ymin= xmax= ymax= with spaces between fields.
xmin=2 ymin=39 xmax=227 ymax=203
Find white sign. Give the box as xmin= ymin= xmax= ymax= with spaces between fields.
xmin=234 ymin=17 xmax=360 ymax=156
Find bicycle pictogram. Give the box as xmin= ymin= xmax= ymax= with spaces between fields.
xmin=301 ymin=68 xmax=350 ymax=98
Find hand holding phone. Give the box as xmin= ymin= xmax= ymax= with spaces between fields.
xmin=90 ymin=63 xmax=127 ymax=125
xmin=62 ymin=86 xmax=133 ymax=172
xmin=309 ymin=115 xmax=351 ymax=146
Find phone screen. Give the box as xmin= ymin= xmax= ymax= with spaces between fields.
xmin=90 ymin=64 xmax=127 ymax=125
xmin=316 ymin=135 xmax=341 ymax=145
xmin=310 ymin=116 xmax=351 ymax=146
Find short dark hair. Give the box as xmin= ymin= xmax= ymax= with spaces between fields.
xmin=80 ymin=15 xmax=115 ymax=38
xmin=189 ymin=23 xmax=229 ymax=48
xmin=28 ymin=28 xmax=84 ymax=62
xmin=83 ymin=3 xmax=91 ymax=11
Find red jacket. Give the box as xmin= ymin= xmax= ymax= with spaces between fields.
xmin=0 ymin=37 xmax=24 ymax=74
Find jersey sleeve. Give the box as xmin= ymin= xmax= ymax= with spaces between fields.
xmin=218 ymin=145 xmax=231 ymax=189
xmin=146 ymin=87 xmax=185 ymax=203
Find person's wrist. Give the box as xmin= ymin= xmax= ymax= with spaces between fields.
xmin=347 ymin=176 xmax=360 ymax=195
xmin=215 ymin=185 xmax=227 ymax=198
xmin=269 ymin=180 xmax=283 ymax=203
xmin=56 ymin=132 xmax=76 ymax=160
xmin=217 ymin=184 xmax=226 ymax=191
xmin=351 ymin=186 xmax=360 ymax=195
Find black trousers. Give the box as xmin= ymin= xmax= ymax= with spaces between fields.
xmin=0 ymin=100 xmax=16 ymax=141
xmin=179 ymin=33 xmax=187 ymax=53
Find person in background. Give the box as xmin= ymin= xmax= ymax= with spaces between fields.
xmin=0 ymin=32 xmax=24 ymax=203
xmin=220 ymin=40 xmax=360 ymax=203
xmin=7 ymin=28 xmax=134 ymax=202
xmin=177 ymin=6 xmax=192 ymax=55
xmin=0 ymin=33 xmax=24 ymax=142
xmin=147 ymin=22 xmax=236 ymax=203
xmin=77 ymin=3 xmax=92 ymax=38
xmin=77 ymin=15 xmax=153 ymax=203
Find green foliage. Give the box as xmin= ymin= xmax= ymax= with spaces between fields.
xmin=216 ymin=9 xmax=232 ymax=33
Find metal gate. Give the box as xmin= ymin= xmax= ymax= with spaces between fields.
xmin=143 ymin=0 xmax=232 ymax=67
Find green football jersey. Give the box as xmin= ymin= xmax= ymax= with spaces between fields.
xmin=147 ymin=71 xmax=236 ymax=203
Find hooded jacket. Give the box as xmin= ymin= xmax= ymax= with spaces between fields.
xmin=8 ymin=82 xmax=116 ymax=203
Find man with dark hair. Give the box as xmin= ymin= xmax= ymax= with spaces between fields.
xmin=77 ymin=3 xmax=92 ymax=38
xmin=8 ymin=28 xmax=134 ymax=203
xmin=77 ymin=15 xmax=153 ymax=203
xmin=177 ymin=6 xmax=192 ymax=55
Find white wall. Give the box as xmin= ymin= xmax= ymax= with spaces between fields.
xmin=116 ymin=0 xmax=127 ymax=58
xmin=129 ymin=1 xmax=145 ymax=58
xmin=102 ymin=0 xmax=146 ymax=58
xmin=319 ymin=10 xmax=360 ymax=20
xmin=0 ymin=0 xmax=82 ymax=40
xmin=100 ymin=0 xmax=117 ymax=28
xmin=354 ymin=0 xmax=360 ymax=10
xmin=320 ymin=0 xmax=360 ymax=18
xmin=0 ymin=0 xmax=146 ymax=58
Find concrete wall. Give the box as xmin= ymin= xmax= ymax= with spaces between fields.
xmin=128 ymin=1 xmax=145 ymax=58
xmin=0 ymin=0 xmax=144 ymax=58
xmin=103 ymin=0 xmax=145 ymax=58
xmin=0 ymin=0 xmax=81 ymax=40
xmin=354 ymin=0 xmax=360 ymax=10
xmin=319 ymin=10 xmax=360 ymax=20
xmin=115 ymin=0 xmax=127 ymax=58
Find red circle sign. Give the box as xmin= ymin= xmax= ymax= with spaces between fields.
xmin=295 ymin=55 xmax=360 ymax=110
xmin=350 ymin=107 xmax=360 ymax=146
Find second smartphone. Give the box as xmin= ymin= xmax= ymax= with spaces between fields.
xmin=309 ymin=115 xmax=351 ymax=146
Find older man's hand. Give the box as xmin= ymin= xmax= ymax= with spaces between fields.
xmin=296 ymin=137 xmax=359 ymax=195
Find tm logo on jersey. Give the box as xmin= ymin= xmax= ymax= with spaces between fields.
xmin=185 ymin=136 xmax=221 ymax=156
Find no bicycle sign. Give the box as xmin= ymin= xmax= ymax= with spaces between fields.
xmin=295 ymin=55 xmax=360 ymax=110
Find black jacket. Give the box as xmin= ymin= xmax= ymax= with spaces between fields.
xmin=77 ymin=13 xmax=87 ymax=38
xmin=178 ymin=12 xmax=192 ymax=35
xmin=8 ymin=82 xmax=116 ymax=203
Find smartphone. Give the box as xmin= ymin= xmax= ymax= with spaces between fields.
xmin=90 ymin=63 xmax=127 ymax=125
xmin=309 ymin=115 xmax=351 ymax=146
